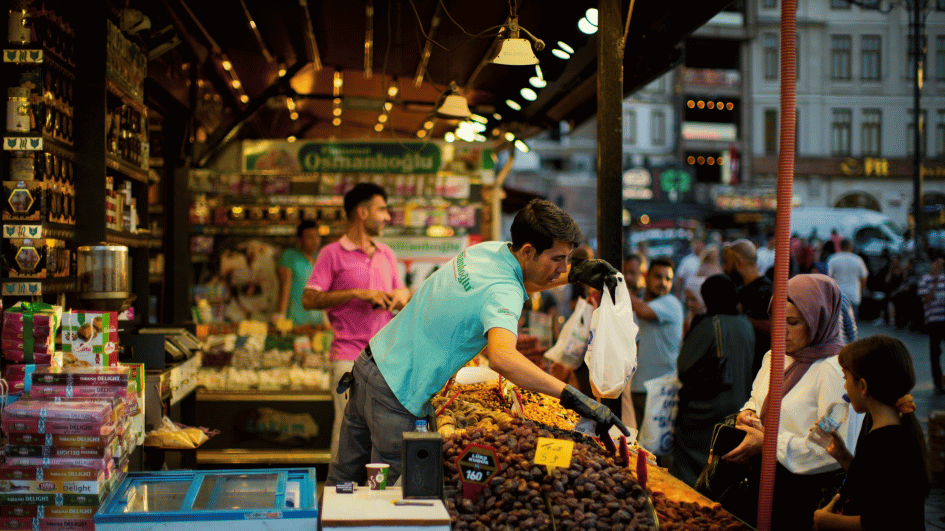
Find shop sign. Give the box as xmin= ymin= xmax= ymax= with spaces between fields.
xmin=3 ymin=281 xmax=41 ymax=296
xmin=623 ymin=169 xmax=653 ymax=200
xmin=3 ymin=136 xmax=43 ymax=150
xmin=242 ymin=140 xmax=441 ymax=174
xmin=378 ymin=236 xmax=470 ymax=260
xmin=839 ymin=157 xmax=889 ymax=177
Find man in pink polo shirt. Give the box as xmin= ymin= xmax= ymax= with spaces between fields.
xmin=303 ymin=183 xmax=410 ymax=463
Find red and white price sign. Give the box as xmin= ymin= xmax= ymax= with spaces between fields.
xmin=455 ymin=443 xmax=499 ymax=501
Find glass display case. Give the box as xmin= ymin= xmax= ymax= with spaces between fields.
xmin=95 ymin=468 xmax=317 ymax=531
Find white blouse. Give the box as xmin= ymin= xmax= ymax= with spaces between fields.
xmin=742 ymin=352 xmax=865 ymax=475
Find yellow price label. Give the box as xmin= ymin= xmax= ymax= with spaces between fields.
xmin=533 ymin=437 xmax=574 ymax=474
xmin=276 ymin=318 xmax=293 ymax=333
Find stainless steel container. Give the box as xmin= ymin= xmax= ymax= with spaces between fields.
xmin=76 ymin=243 xmax=130 ymax=310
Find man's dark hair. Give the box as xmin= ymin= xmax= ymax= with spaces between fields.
xmin=344 ymin=183 xmax=387 ymax=218
xmin=648 ymin=256 xmax=675 ymax=271
xmin=509 ymin=199 xmax=582 ymax=254
xmin=296 ymin=220 xmax=318 ymax=239
xmin=840 ymin=239 xmax=853 ymax=252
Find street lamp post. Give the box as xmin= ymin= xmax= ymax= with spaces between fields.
xmin=848 ymin=0 xmax=943 ymax=265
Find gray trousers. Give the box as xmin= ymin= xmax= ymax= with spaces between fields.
xmin=325 ymin=348 xmax=423 ymax=486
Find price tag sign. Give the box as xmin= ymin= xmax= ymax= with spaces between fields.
xmin=456 ymin=443 xmax=498 ymax=501
xmin=533 ymin=437 xmax=574 ymax=474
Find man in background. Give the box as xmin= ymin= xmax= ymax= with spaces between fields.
xmin=274 ymin=220 xmax=324 ymax=329
xmin=623 ymin=252 xmax=647 ymax=298
xmin=303 ymin=183 xmax=411 ymax=464
xmin=675 ymin=238 xmax=704 ymax=299
xmin=623 ymin=257 xmax=683 ymax=428
xmin=919 ymin=257 xmax=945 ymax=394
xmin=723 ymin=239 xmax=772 ymax=377
xmin=755 ymin=232 xmax=776 ymax=277
xmin=827 ymin=239 xmax=868 ymax=318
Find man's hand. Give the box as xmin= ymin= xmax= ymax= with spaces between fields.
xmin=568 ymin=259 xmax=619 ymax=296
xmin=559 ymin=385 xmax=631 ymax=437
xmin=360 ymin=290 xmax=394 ymax=310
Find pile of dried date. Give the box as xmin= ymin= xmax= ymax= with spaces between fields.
xmin=442 ymin=417 xmax=658 ymax=531
xmin=650 ymin=491 xmax=753 ymax=531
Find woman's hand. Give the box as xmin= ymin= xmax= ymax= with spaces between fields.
xmin=812 ymin=493 xmax=840 ymax=530
xmin=736 ymin=409 xmax=760 ymax=429
xmin=722 ymin=423 xmax=764 ymax=463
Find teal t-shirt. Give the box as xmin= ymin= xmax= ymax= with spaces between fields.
xmin=278 ymin=247 xmax=324 ymax=326
xmin=371 ymin=241 xmax=527 ymax=416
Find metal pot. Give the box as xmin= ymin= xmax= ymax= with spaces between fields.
xmin=76 ymin=243 xmax=130 ymax=310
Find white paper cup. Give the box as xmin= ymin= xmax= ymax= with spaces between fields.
xmin=366 ymin=463 xmax=389 ymax=490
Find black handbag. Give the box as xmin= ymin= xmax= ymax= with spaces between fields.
xmin=695 ymin=414 xmax=757 ymax=522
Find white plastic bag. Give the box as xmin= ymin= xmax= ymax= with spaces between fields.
xmin=544 ymin=297 xmax=594 ymax=369
xmin=584 ymin=274 xmax=639 ymax=399
xmin=637 ymin=373 xmax=681 ymax=456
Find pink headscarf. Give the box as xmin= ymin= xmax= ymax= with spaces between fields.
xmin=761 ymin=274 xmax=845 ymax=422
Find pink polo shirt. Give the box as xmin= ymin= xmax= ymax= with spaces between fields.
xmin=307 ymin=236 xmax=404 ymax=361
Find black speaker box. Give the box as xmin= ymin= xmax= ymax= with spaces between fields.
xmin=401 ymin=431 xmax=443 ymax=499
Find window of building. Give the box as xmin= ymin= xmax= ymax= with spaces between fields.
xmin=831 ymin=35 xmax=852 ymax=80
xmin=651 ymin=110 xmax=666 ymax=146
xmin=860 ymin=0 xmax=879 ymax=8
xmin=861 ymin=35 xmax=881 ymax=81
xmin=764 ymin=109 xmax=778 ymax=155
xmin=763 ymin=0 xmax=777 ymax=7
xmin=832 ymin=109 xmax=852 ymax=157
xmin=937 ymin=36 xmax=945 ymax=81
xmin=625 ymin=109 xmax=637 ymax=145
xmin=862 ymin=109 xmax=882 ymax=156
xmin=907 ymin=109 xmax=927 ymax=155
xmin=831 ymin=0 xmax=851 ymax=9
xmin=937 ymin=110 xmax=945 ymax=157
xmin=763 ymin=33 xmax=778 ymax=80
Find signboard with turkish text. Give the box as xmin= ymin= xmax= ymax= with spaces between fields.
xmin=456 ymin=443 xmax=498 ymax=501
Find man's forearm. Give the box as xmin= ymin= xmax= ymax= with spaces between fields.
xmin=302 ymin=288 xmax=363 ymax=310
xmin=488 ymin=347 xmax=566 ymax=398
xmin=630 ymin=297 xmax=658 ymax=321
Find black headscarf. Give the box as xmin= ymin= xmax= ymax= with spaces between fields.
xmin=701 ymin=273 xmax=739 ymax=316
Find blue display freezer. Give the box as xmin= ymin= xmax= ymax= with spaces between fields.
xmin=95 ymin=468 xmax=318 ymax=531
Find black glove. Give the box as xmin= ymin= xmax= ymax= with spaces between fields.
xmin=568 ymin=258 xmax=619 ymax=297
xmin=559 ymin=385 xmax=631 ymax=437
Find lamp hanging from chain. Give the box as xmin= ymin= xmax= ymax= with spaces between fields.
xmin=435 ymin=81 xmax=471 ymax=119
xmin=490 ymin=17 xmax=544 ymax=65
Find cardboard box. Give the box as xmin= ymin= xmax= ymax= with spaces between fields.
xmin=30 ymin=366 xmax=129 ymax=387
xmin=0 ymin=517 xmax=95 ymax=531
xmin=61 ymin=312 xmax=118 ymax=366
xmin=0 ymin=506 xmax=96 ymax=519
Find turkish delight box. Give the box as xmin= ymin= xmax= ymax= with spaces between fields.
xmin=3 ymin=453 xmax=113 ymax=470
xmin=0 ymin=477 xmax=110 ymax=495
xmin=7 ymin=432 xmax=117 ymax=449
xmin=0 ymin=506 xmax=96 ymax=518
xmin=0 ymin=517 xmax=95 ymax=531
xmin=61 ymin=311 xmax=118 ymax=366
xmin=5 ymin=440 xmax=118 ymax=458
xmin=31 ymin=366 xmax=130 ymax=387
xmin=0 ymin=492 xmax=106 ymax=506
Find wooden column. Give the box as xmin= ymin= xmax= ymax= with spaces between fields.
xmin=596 ymin=0 xmax=623 ymax=268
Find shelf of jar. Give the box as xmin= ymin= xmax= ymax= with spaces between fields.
xmin=105 ymin=228 xmax=151 ymax=248
xmin=105 ymin=153 xmax=148 ymax=184
xmin=1 ymin=221 xmax=76 ymax=241
xmin=1 ymin=276 xmax=76 ymax=297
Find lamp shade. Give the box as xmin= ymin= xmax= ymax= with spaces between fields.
xmin=491 ymin=38 xmax=539 ymax=65
xmin=436 ymin=93 xmax=471 ymax=119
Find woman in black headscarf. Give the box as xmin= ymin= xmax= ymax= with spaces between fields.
xmin=669 ymin=274 xmax=756 ymax=486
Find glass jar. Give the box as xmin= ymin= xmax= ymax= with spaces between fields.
xmin=7 ymin=87 xmax=30 ymax=132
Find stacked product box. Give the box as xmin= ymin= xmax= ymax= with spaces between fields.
xmin=0 ymin=302 xmax=62 ymax=394
xmin=60 ymin=311 xmax=119 ymax=367
xmin=0 ymin=398 xmax=120 ymax=531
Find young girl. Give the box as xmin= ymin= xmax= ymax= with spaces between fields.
xmin=812 ymin=335 xmax=931 ymax=530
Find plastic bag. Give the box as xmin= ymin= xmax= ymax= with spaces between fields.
xmin=637 ymin=372 xmax=681 ymax=456
xmin=544 ymin=297 xmax=594 ymax=369
xmin=584 ymin=274 xmax=639 ymax=398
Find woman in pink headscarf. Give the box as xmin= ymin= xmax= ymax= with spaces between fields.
xmin=721 ymin=274 xmax=865 ymax=530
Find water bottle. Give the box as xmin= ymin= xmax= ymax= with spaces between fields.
xmin=808 ymin=395 xmax=850 ymax=448
xmin=415 ymin=420 xmax=428 ymax=433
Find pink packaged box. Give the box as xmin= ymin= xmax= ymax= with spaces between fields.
xmin=2 ymin=303 xmax=62 ymax=332
xmin=2 ymin=336 xmax=54 ymax=352
xmin=2 ymin=349 xmax=57 ymax=364
xmin=1 ymin=418 xmax=117 ymax=436
xmin=5 ymin=440 xmax=119 ymax=458
xmin=6 ymin=432 xmax=115 ymax=448
xmin=0 ymin=517 xmax=95 ymax=531
xmin=3 ymin=398 xmax=114 ymax=423
xmin=30 ymin=384 xmax=127 ymax=399
xmin=31 ymin=366 xmax=130 ymax=387
xmin=3 ymin=452 xmax=114 ymax=470
xmin=1 ymin=326 xmax=53 ymax=340
xmin=2 ymin=363 xmax=44 ymax=393
xmin=0 ymin=506 xmax=97 ymax=519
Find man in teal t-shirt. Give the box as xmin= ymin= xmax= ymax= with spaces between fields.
xmin=275 ymin=220 xmax=324 ymax=327
xmin=327 ymin=199 xmax=630 ymax=486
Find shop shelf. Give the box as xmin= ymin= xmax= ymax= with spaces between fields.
xmin=1 ymin=221 xmax=75 ymax=240
xmin=105 ymin=74 xmax=144 ymax=110
xmin=149 ymin=273 xmax=163 ymax=284
xmin=106 ymin=153 xmax=149 ymax=184
xmin=105 ymin=228 xmax=151 ymax=247
xmin=3 ymin=132 xmax=73 ymax=153
xmin=3 ymin=44 xmax=74 ymax=70
xmin=191 ymin=224 xmax=297 ymax=237
xmin=1 ymin=276 xmax=76 ymax=296
xmin=196 ymin=389 xmax=332 ymax=402
xmin=196 ymin=448 xmax=332 ymax=466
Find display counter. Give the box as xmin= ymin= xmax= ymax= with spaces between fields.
xmin=321 ymin=487 xmax=451 ymax=531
